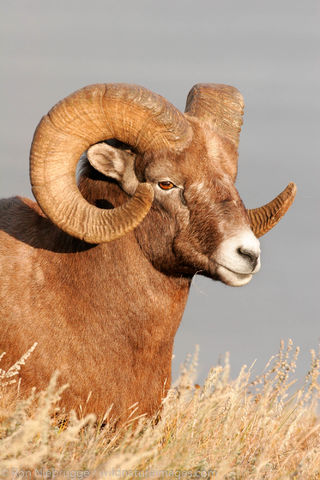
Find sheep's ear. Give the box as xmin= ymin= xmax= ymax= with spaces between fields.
xmin=87 ymin=143 xmax=139 ymax=195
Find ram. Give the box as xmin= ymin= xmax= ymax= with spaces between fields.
xmin=0 ymin=83 xmax=295 ymax=420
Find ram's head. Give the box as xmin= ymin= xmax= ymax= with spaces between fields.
xmin=30 ymin=83 xmax=296 ymax=286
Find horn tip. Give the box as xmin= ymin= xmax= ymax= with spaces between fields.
xmin=284 ymin=181 xmax=297 ymax=203
xmin=289 ymin=181 xmax=297 ymax=193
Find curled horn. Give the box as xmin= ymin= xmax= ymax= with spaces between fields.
xmin=185 ymin=83 xmax=244 ymax=148
xmin=30 ymin=84 xmax=192 ymax=243
xmin=247 ymin=182 xmax=297 ymax=238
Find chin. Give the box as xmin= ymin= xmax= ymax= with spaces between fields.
xmin=215 ymin=265 xmax=253 ymax=287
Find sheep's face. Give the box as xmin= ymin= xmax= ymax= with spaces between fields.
xmin=88 ymin=131 xmax=261 ymax=287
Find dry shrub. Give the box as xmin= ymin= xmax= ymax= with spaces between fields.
xmin=1 ymin=340 xmax=320 ymax=479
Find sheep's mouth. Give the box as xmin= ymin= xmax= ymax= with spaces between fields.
xmin=215 ymin=264 xmax=253 ymax=287
xmin=216 ymin=262 xmax=256 ymax=276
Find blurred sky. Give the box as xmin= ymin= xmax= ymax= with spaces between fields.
xmin=1 ymin=0 xmax=319 ymax=383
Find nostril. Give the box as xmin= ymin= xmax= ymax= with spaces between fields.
xmin=237 ymin=247 xmax=259 ymax=269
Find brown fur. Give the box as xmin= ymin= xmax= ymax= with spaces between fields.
xmin=0 ymin=121 xmax=252 ymax=421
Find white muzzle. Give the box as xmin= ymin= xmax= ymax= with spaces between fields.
xmin=214 ymin=230 xmax=261 ymax=286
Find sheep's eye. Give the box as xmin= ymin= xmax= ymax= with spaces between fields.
xmin=158 ymin=181 xmax=175 ymax=190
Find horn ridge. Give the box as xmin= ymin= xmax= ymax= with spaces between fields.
xmin=185 ymin=83 xmax=244 ymax=148
xmin=247 ymin=182 xmax=297 ymax=238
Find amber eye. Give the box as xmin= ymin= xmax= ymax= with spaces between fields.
xmin=158 ymin=181 xmax=175 ymax=190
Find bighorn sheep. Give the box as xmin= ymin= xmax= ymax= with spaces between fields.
xmin=0 ymin=83 xmax=296 ymax=420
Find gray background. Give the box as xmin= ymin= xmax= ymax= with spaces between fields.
xmin=1 ymin=0 xmax=319 ymax=383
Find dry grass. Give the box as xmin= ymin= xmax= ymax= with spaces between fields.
xmin=1 ymin=340 xmax=320 ymax=479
